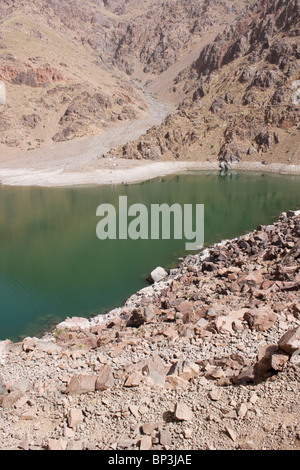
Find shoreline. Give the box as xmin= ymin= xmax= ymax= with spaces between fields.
xmin=50 ymin=208 xmax=300 ymax=334
xmin=0 ymin=160 xmax=300 ymax=188
xmin=1 ymin=210 xmax=299 ymax=450
xmin=5 ymin=208 xmax=300 ymax=341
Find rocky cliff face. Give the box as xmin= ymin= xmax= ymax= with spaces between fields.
xmin=108 ymin=0 xmax=300 ymax=167
xmin=113 ymin=0 xmax=247 ymax=75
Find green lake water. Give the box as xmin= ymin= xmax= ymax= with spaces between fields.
xmin=0 ymin=170 xmax=299 ymax=341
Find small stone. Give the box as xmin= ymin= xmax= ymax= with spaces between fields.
xmin=225 ymin=426 xmax=237 ymax=442
xmin=22 ymin=338 xmax=36 ymax=352
xmin=142 ymin=355 xmax=167 ymax=387
xmin=222 ymin=410 xmax=237 ymax=419
xmin=167 ymin=360 xmax=200 ymax=381
xmin=20 ymin=410 xmax=38 ymax=420
xmin=124 ymin=372 xmax=143 ymax=388
xmin=66 ymin=374 xmax=97 ymax=395
xmin=210 ymin=368 xmax=225 ymax=379
xmin=139 ymin=435 xmax=152 ymax=450
xmin=244 ymin=306 xmax=276 ymax=332
xmin=270 ymin=353 xmax=289 ymax=371
xmin=139 ymin=405 xmax=149 ymax=415
xmin=129 ymin=404 xmax=140 ymax=418
xmin=209 ymin=388 xmax=223 ymax=401
xmin=184 ymin=428 xmax=193 ymax=439
xmin=67 ymin=441 xmax=83 ymax=450
xmin=174 ymin=403 xmax=193 ymax=421
xmin=206 ymin=308 xmax=217 ymax=319
xmin=166 ymin=376 xmax=189 ymax=389
xmin=249 ymin=393 xmax=259 ymax=405
xmin=290 ymin=349 xmax=300 ymax=366
xmin=14 ymin=396 xmax=29 ymax=408
xmin=144 ymin=306 xmax=156 ymax=323
xmin=159 ymin=429 xmax=172 ymax=447
xmin=95 ymin=364 xmax=115 ymax=391
xmin=242 ymin=440 xmax=256 ymax=450
xmin=97 ymin=354 xmax=107 ymax=364
xmin=141 ymin=422 xmax=161 ymax=435
xmin=48 ymin=438 xmax=68 ymax=451
xmin=118 ymin=436 xmax=134 ymax=449
xmin=18 ymin=439 xmax=30 ymax=450
xmin=1 ymin=391 xmax=24 ymax=409
xmin=237 ymin=403 xmax=248 ymax=418
xmin=64 ymin=427 xmax=75 ymax=438
xmin=67 ymin=408 xmax=84 ymax=428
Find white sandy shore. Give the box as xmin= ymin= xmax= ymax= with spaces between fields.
xmin=0 ymin=159 xmax=300 ymax=188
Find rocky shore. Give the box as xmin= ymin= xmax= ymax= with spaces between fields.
xmin=0 ymin=210 xmax=300 ymax=451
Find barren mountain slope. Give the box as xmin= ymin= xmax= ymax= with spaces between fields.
xmin=0 ymin=0 xmax=151 ymax=151
xmin=0 ymin=0 xmax=250 ymax=154
xmin=108 ymin=0 xmax=300 ymax=167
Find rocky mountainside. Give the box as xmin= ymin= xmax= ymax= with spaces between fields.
xmin=0 ymin=0 xmax=251 ymax=152
xmin=112 ymin=0 xmax=249 ymax=76
xmin=0 ymin=0 xmax=146 ymax=149
xmin=109 ymin=0 xmax=300 ymax=167
xmin=0 ymin=210 xmax=299 ymax=450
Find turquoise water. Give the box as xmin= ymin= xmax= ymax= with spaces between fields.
xmin=0 ymin=171 xmax=299 ymax=341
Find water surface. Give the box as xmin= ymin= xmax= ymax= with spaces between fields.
xmin=0 ymin=171 xmax=299 ymax=341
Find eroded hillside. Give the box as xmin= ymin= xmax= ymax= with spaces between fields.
xmin=0 ymin=0 xmax=251 ymax=152
xmin=108 ymin=0 xmax=300 ymax=167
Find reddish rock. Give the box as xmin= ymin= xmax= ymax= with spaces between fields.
xmin=159 ymin=429 xmax=172 ymax=447
xmin=278 ymin=327 xmax=300 ymax=355
xmin=95 ymin=364 xmax=115 ymax=391
xmin=48 ymin=439 xmax=68 ymax=451
xmin=167 ymin=360 xmax=199 ymax=382
xmin=124 ymin=372 xmax=143 ymax=388
xmin=271 ymin=353 xmax=290 ymax=371
xmin=142 ymin=355 xmax=167 ymax=387
xmin=66 ymin=374 xmax=97 ymax=395
xmin=1 ymin=390 xmax=24 ymax=409
xmin=174 ymin=403 xmax=193 ymax=421
xmin=22 ymin=338 xmax=36 ymax=352
xmin=139 ymin=435 xmax=152 ymax=450
xmin=238 ymin=271 xmax=264 ymax=288
xmin=244 ymin=306 xmax=277 ymax=331
xmin=67 ymin=408 xmax=84 ymax=428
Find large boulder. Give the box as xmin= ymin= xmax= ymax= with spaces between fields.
xmin=244 ymin=306 xmax=277 ymax=331
xmin=278 ymin=327 xmax=300 ymax=355
xmin=95 ymin=365 xmax=115 ymax=391
xmin=66 ymin=374 xmax=97 ymax=395
xmin=147 ymin=267 xmax=168 ymax=284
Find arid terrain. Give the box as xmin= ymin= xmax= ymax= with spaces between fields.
xmin=0 ymin=0 xmax=248 ymax=150
xmin=0 ymin=0 xmax=298 ymax=186
xmin=108 ymin=0 xmax=300 ymax=170
xmin=0 ymin=0 xmax=299 ymax=453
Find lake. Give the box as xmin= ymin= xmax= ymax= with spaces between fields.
xmin=0 ymin=170 xmax=299 ymax=341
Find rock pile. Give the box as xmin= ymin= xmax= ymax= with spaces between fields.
xmin=0 ymin=211 xmax=299 ymax=450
